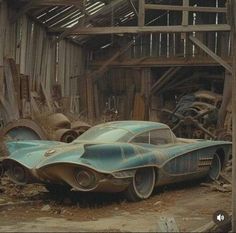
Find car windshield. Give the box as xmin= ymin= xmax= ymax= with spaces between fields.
xmin=75 ymin=126 xmax=133 ymax=142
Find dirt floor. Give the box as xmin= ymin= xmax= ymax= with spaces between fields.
xmin=0 ymin=176 xmax=231 ymax=232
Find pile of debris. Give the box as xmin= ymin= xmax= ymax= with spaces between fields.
xmin=0 ymin=58 xmax=91 ymax=144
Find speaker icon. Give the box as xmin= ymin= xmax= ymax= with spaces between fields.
xmin=213 ymin=210 xmax=229 ymax=225
xmin=216 ymin=214 xmax=225 ymax=222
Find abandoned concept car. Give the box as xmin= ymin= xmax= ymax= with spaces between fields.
xmin=1 ymin=121 xmax=232 ymax=201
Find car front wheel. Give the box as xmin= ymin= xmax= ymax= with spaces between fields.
xmin=124 ymin=167 xmax=156 ymax=202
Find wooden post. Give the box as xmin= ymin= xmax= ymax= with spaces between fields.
xmin=181 ymin=0 xmax=189 ymax=57
xmin=140 ymin=68 xmax=151 ymax=120
xmin=229 ymin=0 xmax=236 ymax=231
xmin=138 ymin=0 xmax=145 ymax=26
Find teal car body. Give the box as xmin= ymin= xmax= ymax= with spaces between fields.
xmin=1 ymin=121 xmax=232 ymax=194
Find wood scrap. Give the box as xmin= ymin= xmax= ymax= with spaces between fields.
xmin=219 ymin=172 xmax=232 ymax=184
xmin=200 ymin=181 xmax=231 ymax=193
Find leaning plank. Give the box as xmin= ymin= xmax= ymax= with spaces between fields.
xmin=9 ymin=59 xmax=21 ymax=116
xmin=4 ymin=59 xmax=20 ymax=120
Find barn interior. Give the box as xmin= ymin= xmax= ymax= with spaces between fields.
xmin=0 ymin=0 xmax=235 ymax=232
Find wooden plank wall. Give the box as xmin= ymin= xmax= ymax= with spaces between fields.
xmin=0 ymin=0 xmax=85 ymax=124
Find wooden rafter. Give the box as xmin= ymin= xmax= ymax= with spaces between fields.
xmin=189 ymin=35 xmax=232 ymax=73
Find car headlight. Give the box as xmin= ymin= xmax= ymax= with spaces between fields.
xmin=75 ymin=169 xmax=95 ymax=188
xmin=7 ymin=163 xmax=28 ymax=185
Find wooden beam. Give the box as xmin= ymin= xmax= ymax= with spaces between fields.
xmin=182 ymin=0 xmax=189 ymax=26
xmin=138 ymin=0 xmax=145 ymax=26
xmin=145 ymin=4 xmax=227 ymax=13
xmin=91 ymin=56 xmax=232 ymax=68
xmin=70 ymin=24 xmax=230 ymax=35
xmin=35 ymin=0 xmax=83 ymax=6
xmin=189 ymin=35 xmax=232 ymax=73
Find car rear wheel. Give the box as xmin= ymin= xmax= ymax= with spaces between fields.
xmin=208 ymin=154 xmax=221 ymax=180
xmin=124 ymin=167 xmax=156 ymax=202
